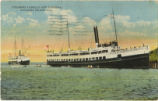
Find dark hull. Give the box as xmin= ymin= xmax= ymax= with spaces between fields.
xmin=8 ymin=60 xmax=30 ymax=65
xmin=47 ymin=53 xmax=149 ymax=69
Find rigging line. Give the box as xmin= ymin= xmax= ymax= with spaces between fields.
xmin=21 ymin=38 xmax=24 ymax=55
xmin=112 ymin=9 xmax=118 ymax=46
xmin=14 ymin=36 xmax=17 ymax=57
xmin=89 ymin=30 xmax=93 ymax=48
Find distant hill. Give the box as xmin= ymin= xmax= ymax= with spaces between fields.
xmin=150 ymin=48 xmax=158 ymax=62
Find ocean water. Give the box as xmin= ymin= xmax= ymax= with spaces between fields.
xmin=1 ymin=64 xmax=158 ymax=100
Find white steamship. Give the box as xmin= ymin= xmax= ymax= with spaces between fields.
xmin=46 ymin=11 xmax=149 ymax=68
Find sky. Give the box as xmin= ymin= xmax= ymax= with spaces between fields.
xmin=1 ymin=0 xmax=158 ymax=62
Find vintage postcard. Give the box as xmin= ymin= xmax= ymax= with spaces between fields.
xmin=1 ymin=0 xmax=158 ymax=100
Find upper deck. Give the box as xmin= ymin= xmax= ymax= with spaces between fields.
xmin=46 ymin=44 xmax=149 ymax=61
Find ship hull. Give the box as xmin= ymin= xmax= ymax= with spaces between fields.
xmin=8 ymin=60 xmax=30 ymax=65
xmin=47 ymin=53 xmax=149 ymax=69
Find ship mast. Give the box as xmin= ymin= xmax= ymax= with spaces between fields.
xmin=21 ymin=38 xmax=24 ymax=55
xmin=14 ymin=36 xmax=17 ymax=57
xmin=47 ymin=0 xmax=71 ymax=52
xmin=112 ymin=9 xmax=118 ymax=46
xmin=60 ymin=0 xmax=70 ymax=51
xmin=66 ymin=19 xmax=71 ymax=51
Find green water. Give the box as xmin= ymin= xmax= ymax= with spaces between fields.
xmin=1 ymin=64 xmax=158 ymax=100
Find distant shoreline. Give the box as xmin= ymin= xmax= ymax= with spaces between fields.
xmin=149 ymin=48 xmax=158 ymax=69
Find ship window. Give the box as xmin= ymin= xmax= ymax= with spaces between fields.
xmin=61 ymin=54 xmax=68 ymax=56
xmin=102 ymin=50 xmax=108 ymax=53
xmin=96 ymin=57 xmax=98 ymax=60
xmin=98 ymin=51 xmax=102 ymax=54
xmin=118 ymin=54 xmax=121 ymax=58
xmin=70 ymin=53 xmax=78 ymax=56
xmin=47 ymin=55 xmax=52 ymax=57
xmin=103 ymin=56 xmax=106 ymax=60
xmin=80 ymin=52 xmax=89 ymax=55
xmin=91 ymin=52 xmax=97 ymax=54
xmin=53 ymin=54 xmax=59 ymax=56
xmin=86 ymin=58 xmax=88 ymax=61
xmin=92 ymin=57 xmax=95 ymax=60
xmin=99 ymin=57 xmax=102 ymax=60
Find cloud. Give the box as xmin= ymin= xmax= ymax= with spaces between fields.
xmin=82 ymin=17 xmax=96 ymax=26
xmin=98 ymin=15 xmax=112 ymax=32
xmin=46 ymin=8 xmax=98 ymax=36
xmin=2 ymin=12 xmax=16 ymax=24
xmin=3 ymin=9 xmax=157 ymax=40
xmin=45 ymin=7 xmax=157 ymax=39
xmin=45 ymin=8 xmax=77 ymax=23
xmin=98 ymin=14 xmax=158 ymax=37
xmin=15 ymin=16 xmax=25 ymax=24
xmin=27 ymin=18 xmax=39 ymax=26
xmin=2 ymin=12 xmax=39 ymax=27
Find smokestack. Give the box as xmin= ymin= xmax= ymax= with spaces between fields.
xmin=93 ymin=26 xmax=100 ymax=47
xmin=95 ymin=26 xmax=99 ymax=44
xmin=93 ymin=26 xmax=98 ymax=43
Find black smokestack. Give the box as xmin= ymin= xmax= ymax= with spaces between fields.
xmin=93 ymin=26 xmax=98 ymax=43
xmin=95 ymin=26 xmax=99 ymax=44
